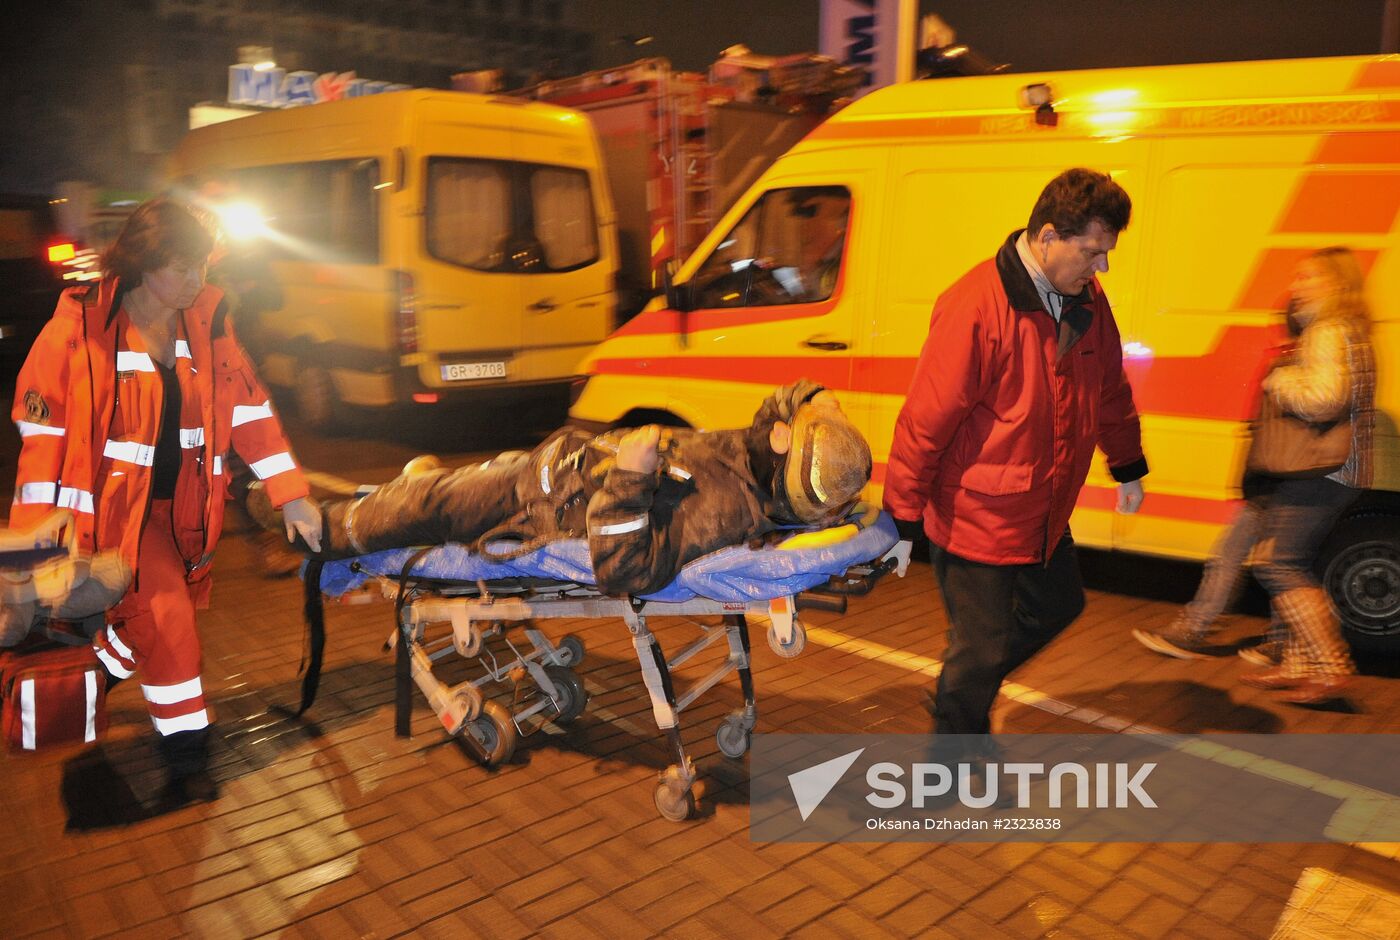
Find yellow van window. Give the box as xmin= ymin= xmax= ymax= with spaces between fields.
xmin=427 ymin=157 xmax=599 ymax=274
xmin=233 ymin=159 xmax=379 ymax=264
xmin=531 ymin=167 xmax=598 ymax=269
xmin=690 ymin=185 xmax=850 ymax=309
xmin=428 ymin=160 xmax=513 ymax=271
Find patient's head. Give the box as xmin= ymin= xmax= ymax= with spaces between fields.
xmin=768 ymin=392 xmax=872 ymax=525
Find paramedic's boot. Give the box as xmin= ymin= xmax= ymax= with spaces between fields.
xmin=1132 ymin=614 xmax=1214 ymax=660
xmin=158 ymin=728 xmax=219 ymax=805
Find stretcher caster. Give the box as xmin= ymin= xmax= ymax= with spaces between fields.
xmin=464 ymin=700 xmax=517 ymax=766
xmin=544 ymin=665 xmax=588 ymax=724
xmin=654 ymin=767 xmax=698 ymax=822
xmin=555 ymin=634 xmax=585 ymax=667
xmin=715 ymin=715 xmax=752 ymax=759
xmin=767 ymin=618 xmax=807 ymax=658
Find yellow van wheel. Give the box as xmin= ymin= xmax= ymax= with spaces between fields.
xmin=294 ymin=361 xmax=344 ymax=433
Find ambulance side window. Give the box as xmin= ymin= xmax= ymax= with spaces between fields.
xmin=689 ymin=185 xmax=850 ymax=310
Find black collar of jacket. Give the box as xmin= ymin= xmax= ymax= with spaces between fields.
xmin=995 ymin=229 xmax=1095 ymax=351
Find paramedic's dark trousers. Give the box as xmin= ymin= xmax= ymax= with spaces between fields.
xmin=930 ymin=535 xmax=1085 ymax=739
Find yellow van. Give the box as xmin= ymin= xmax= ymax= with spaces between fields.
xmin=569 ymin=54 xmax=1400 ymax=650
xmin=170 ymin=90 xmax=617 ymax=429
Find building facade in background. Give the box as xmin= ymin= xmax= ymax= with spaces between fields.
xmin=1 ymin=0 xmax=595 ymax=195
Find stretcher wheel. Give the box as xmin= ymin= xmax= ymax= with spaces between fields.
xmin=556 ymin=634 xmax=585 ymax=667
xmin=766 ymin=619 xmax=807 ymax=658
xmin=465 ymin=700 xmax=516 ymax=766
xmin=544 ymin=666 xmax=588 ymax=724
xmin=716 ymin=716 xmax=751 ymax=759
xmin=654 ymin=780 xmax=697 ymax=822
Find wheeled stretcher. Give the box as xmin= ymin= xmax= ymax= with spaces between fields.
xmin=310 ymin=515 xmax=897 ymax=821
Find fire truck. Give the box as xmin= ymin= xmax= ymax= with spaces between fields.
xmin=518 ymin=53 xmax=863 ymax=320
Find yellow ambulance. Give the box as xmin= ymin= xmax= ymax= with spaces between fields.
xmin=569 ymin=54 xmax=1400 ymax=650
xmin=170 ymin=90 xmax=617 ymax=430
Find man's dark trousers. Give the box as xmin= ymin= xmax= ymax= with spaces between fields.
xmin=930 ymin=534 xmax=1085 ymax=738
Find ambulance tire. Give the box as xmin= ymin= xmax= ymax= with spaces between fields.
xmin=294 ymin=359 xmax=344 ymax=434
xmin=1319 ymin=514 xmax=1400 ymax=656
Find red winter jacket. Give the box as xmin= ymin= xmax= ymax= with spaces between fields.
xmin=11 ymin=279 xmax=309 ymax=605
xmin=883 ymin=232 xmax=1147 ymax=565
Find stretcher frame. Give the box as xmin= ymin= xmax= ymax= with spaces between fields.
xmin=381 ymin=573 xmax=814 ymax=821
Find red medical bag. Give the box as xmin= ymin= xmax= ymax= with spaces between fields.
xmin=1 ymin=641 xmax=108 ymax=753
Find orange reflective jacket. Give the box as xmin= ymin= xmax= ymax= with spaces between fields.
xmin=11 ymin=279 xmax=309 ymax=605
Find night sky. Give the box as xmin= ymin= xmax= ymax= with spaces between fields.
xmin=587 ymin=0 xmax=1391 ymax=72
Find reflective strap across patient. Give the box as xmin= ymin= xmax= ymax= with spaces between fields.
xmin=594 ymin=514 xmax=647 ymax=536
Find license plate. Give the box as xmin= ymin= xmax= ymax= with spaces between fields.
xmin=440 ymin=361 xmax=506 ymax=382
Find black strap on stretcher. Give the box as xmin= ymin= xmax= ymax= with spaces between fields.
xmin=274 ymin=558 xmax=326 ymax=718
xmin=282 ymin=548 xmax=435 ymax=720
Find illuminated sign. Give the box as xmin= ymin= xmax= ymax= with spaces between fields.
xmin=228 ymin=64 xmax=411 ymax=108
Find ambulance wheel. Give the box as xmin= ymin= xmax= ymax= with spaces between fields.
xmin=716 ymin=716 xmax=751 ymax=759
xmin=654 ymin=780 xmax=697 ymax=822
xmin=556 ymin=634 xmax=585 ymax=667
xmin=294 ymin=360 xmax=343 ymax=433
xmin=544 ymin=666 xmax=588 ymax=724
xmin=465 ymin=700 xmax=516 ymax=766
xmin=767 ymin=619 xmax=807 ymax=658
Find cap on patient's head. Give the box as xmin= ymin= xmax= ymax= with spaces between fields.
xmin=784 ymin=404 xmax=872 ymax=524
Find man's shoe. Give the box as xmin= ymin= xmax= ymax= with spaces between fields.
xmin=1278 ymin=675 xmax=1354 ymax=706
xmin=1133 ymin=623 xmax=1212 ymax=660
xmin=1238 ymin=639 xmax=1283 ymax=668
xmin=1239 ymin=667 xmax=1306 ymax=690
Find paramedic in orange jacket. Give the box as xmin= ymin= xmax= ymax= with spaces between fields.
xmin=10 ymin=199 xmax=321 ymax=803
xmin=882 ymin=169 xmax=1147 ymax=749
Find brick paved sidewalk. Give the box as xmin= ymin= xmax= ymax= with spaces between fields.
xmin=2 ymin=518 xmax=1398 ymax=939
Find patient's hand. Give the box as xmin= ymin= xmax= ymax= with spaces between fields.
xmin=616 ymin=425 xmax=661 ymax=474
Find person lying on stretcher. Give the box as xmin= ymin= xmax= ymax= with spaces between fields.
xmin=298 ymin=380 xmax=873 ymax=597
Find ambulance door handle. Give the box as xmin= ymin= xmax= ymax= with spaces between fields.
xmin=803 ymin=336 xmax=848 ymax=351
xmin=528 ymin=298 xmax=557 ymax=313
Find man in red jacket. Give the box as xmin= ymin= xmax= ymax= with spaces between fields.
xmin=882 ymin=168 xmax=1147 ymax=748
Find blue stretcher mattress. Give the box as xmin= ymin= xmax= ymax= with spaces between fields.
xmin=316 ymin=513 xmax=898 ymax=604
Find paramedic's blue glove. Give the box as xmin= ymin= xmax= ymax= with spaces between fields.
xmin=282 ymin=496 xmax=323 ymax=554
xmin=882 ymin=540 xmax=913 ymax=578
xmin=1116 ymin=480 xmax=1144 ymax=514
